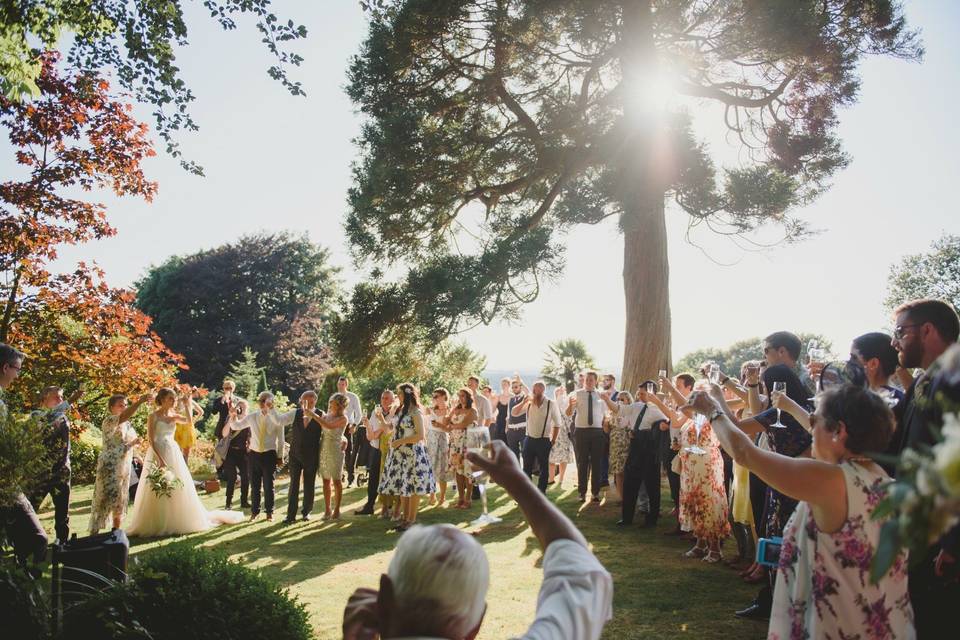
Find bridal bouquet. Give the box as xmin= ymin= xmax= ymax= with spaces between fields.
xmin=871 ymin=345 xmax=960 ymax=582
xmin=146 ymin=462 xmax=183 ymax=498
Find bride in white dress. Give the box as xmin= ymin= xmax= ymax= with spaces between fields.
xmin=126 ymin=388 xmax=243 ymax=537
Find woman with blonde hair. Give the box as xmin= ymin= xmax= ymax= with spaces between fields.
xmin=127 ymin=388 xmax=243 ymax=536
xmin=173 ymin=385 xmax=203 ymax=461
xmin=378 ymin=383 xmax=436 ymax=530
xmin=304 ymin=393 xmax=350 ymax=520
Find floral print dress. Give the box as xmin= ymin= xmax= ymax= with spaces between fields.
xmin=89 ymin=415 xmax=138 ymax=533
xmin=424 ymin=412 xmax=453 ymax=482
xmin=379 ymin=411 xmax=436 ymax=497
xmin=677 ymin=420 xmax=730 ymax=541
xmin=608 ymin=412 xmax=632 ymax=475
xmin=447 ymin=411 xmax=473 ymax=475
xmin=769 ymin=462 xmax=914 ymax=640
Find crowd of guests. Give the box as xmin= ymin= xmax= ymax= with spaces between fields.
xmin=2 ymin=296 xmax=960 ymax=639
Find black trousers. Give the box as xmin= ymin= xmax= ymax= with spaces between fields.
xmin=2 ymin=493 xmax=47 ymax=565
xmin=352 ymin=426 xmax=371 ymax=476
xmin=659 ymin=432 xmax=681 ymax=507
xmin=621 ymin=430 xmax=660 ymax=524
xmin=249 ymin=450 xmax=278 ymax=515
xmin=30 ymin=475 xmax=70 ymax=542
xmin=222 ymin=447 xmax=249 ymax=508
xmin=522 ymin=437 xmax=552 ymax=493
xmin=344 ymin=427 xmax=356 ymax=482
xmin=599 ymin=431 xmax=610 ymax=488
xmin=506 ymin=427 xmax=525 ymax=463
xmin=286 ymin=454 xmax=318 ymax=520
xmin=364 ymin=448 xmax=382 ymax=510
xmin=574 ymin=428 xmax=605 ymax=498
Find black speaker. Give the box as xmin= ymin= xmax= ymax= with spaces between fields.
xmin=51 ymin=529 xmax=129 ymax=610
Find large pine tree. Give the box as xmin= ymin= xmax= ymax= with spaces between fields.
xmin=341 ymin=0 xmax=920 ymax=388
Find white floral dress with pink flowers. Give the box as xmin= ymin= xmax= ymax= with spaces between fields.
xmin=769 ymin=461 xmax=914 ymax=640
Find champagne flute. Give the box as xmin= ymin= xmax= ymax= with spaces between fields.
xmin=658 ymin=369 xmax=667 ymax=392
xmin=708 ymin=363 xmax=720 ymax=384
xmin=770 ymin=381 xmax=787 ymax=428
xmin=466 ymin=426 xmax=501 ymax=526
xmin=684 ymin=414 xmax=707 ymax=455
xmin=645 ymin=381 xmax=656 ymax=396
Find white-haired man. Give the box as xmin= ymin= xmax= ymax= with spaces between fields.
xmin=343 ymin=441 xmax=613 ymax=640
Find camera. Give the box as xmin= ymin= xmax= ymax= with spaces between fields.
xmin=756 ymin=536 xmax=783 ymax=568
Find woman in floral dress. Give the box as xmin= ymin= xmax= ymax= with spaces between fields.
xmin=548 ymin=387 xmax=574 ymax=484
xmin=686 ymin=383 xmax=913 ymax=639
xmin=605 ymin=391 xmax=634 ymax=498
xmin=424 ymin=388 xmax=453 ymax=505
xmin=678 ymin=413 xmax=730 ymax=563
xmin=435 ymin=388 xmax=479 ymax=509
xmin=89 ymin=393 xmax=150 ymax=534
xmin=378 ymin=383 xmax=436 ymax=530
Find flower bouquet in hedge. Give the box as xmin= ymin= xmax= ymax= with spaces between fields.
xmin=871 ymin=344 xmax=960 ymax=582
xmin=146 ymin=462 xmax=183 ymax=498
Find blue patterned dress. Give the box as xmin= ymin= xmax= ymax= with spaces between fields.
xmin=378 ymin=410 xmax=437 ymax=497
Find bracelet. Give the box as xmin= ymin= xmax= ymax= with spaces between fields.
xmin=747 ymin=382 xmax=760 ymax=388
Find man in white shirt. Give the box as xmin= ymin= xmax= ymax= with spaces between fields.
xmin=356 ymin=389 xmax=396 ymax=515
xmin=467 ymin=375 xmax=493 ymax=427
xmin=565 ymin=370 xmax=608 ymax=503
xmin=342 ymin=441 xmax=613 ymax=640
xmin=337 ymin=376 xmax=365 ymax=487
xmin=228 ymin=392 xmax=296 ymax=521
xmin=511 ymin=381 xmax=562 ymax=493
xmin=602 ymin=389 xmax=669 ymax=527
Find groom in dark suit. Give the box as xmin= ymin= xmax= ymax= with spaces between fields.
xmin=284 ymin=391 xmax=323 ymax=523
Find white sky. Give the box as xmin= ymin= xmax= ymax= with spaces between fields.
xmin=8 ymin=1 xmax=960 ymax=372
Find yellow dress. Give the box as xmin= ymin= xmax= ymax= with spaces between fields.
xmin=174 ymin=421 xmax=197 ymax=450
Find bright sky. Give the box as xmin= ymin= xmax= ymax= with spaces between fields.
xmin=12 ymin=1 xmax=960 ymax=372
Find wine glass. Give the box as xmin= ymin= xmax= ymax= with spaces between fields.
xmin=658 ymin=369 xmax=667 ymax=391
xmin=466 ymin=426 xmax=501 ymax=526
xmin=770 ymin=381 xmax=788 ymax=428
xmin=684 ymin=414 xmax=707 ymax=455
xmin=645 ymin=381 xmax=656 ymax=396
xmin=708 ymin=363 xmax=720 ymax=384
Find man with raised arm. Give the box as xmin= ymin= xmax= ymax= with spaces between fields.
xmin=342 ymin=440 xmax=613 ymax=640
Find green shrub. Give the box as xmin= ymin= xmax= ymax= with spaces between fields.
xmin=0 ymin=558 xmax=50 ymax=640
xmin=60 ymin=546 xmax=314 ymax=640
xmin=68 ymin=435 xmax=100 ymax=485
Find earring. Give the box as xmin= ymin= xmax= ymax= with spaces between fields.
xmin=832 ymin=437 xmax=838 ymax=442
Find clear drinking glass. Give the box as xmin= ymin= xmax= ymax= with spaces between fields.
xmin=770 ymin=381 xmax=788 ymax=428
xmin=708 ymin=363 xmax=720 ymax=384
xmin=645 ymin=382 xmax=656 ymax=396
xmin=466 ymin=426 xmax=501 ymax=526
xmin=658 ymin=369 xmax=667 ymax=391
xmin=684 ymin=414 xmax=707 ymax=455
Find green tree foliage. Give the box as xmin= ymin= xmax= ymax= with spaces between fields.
xmin=885 ymin=233 xmax=960 ymax=313
xmin=343 ymin=0 xmax=920 ymax=388
xmin=675 ymin=333 xmax=834 ymax=379
xmin=0 ymin=411 xmax=50 ymax=507
xmin=135 ymin=232 xmax=340 ymax=397
xmin=334 ymin=340 xmax=486 ymax=410
xmin=227 ymin=347 xmax=265 ymax=401
xmin=541 ymin=339 xmax=596 ymax=393
xmin=1 ymin=2 xmax=307 ymax=173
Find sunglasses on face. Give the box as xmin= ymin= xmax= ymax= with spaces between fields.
xmin=893 ymin=324 xmax=922 ymax=340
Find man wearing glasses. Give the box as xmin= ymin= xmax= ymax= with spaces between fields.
xmin=889 ymin=298 xmax=959 ymax=640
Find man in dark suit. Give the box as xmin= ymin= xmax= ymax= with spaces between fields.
xmin=890 ymin=298 xmax=959 ymax=639
xmin=215 ymin=380 xmax=250 ymax=510
xmin=284 ymin=391 xmax=323 ymax=523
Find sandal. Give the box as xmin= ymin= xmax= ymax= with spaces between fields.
xmin=703 ymin=551 xmax=722 ymax=564
xmin=684 ymin=545 xmax=707 ymax=558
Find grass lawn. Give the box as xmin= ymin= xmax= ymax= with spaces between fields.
xmin=39 ymin=475 xmax=767 ymax=640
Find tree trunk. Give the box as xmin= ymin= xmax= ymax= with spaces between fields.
xmin=618 ymin=1 xmax=672 ymax=391
xmin=621 ymin=196 xmax=672 ymax=391
xmin=0 ymin=263 xmax=23 ymax=344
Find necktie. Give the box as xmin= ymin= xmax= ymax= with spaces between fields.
xmin=587 ymin=391 xmax=594 ymax=426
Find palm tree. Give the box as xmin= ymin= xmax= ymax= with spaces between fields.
xmin=541 ymin=339 xmax=596 ymax=393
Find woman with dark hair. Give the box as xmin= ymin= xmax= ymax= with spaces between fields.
xmin=378 ymin=383 xmax=436 ymax=530
xmin=435 ymin=387 xmax=479 ymax=509
xmin=424 ymin=388 xmax=454 ymax=506
xmin=686 ymin=384 xmax=914 ymax=639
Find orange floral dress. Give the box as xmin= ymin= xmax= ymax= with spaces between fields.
xmin=678 ymin=420 xmax=730 ymax=542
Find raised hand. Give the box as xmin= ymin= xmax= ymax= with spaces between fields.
xmin=465 ymin=440 xmax=522 ymax=487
